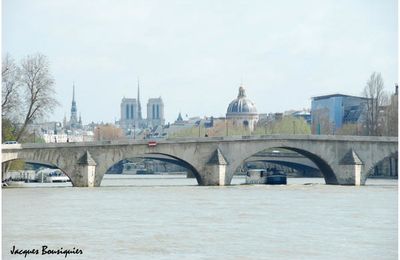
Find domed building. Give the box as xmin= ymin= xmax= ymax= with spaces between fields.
xmin=226 ymin=85 xmax=259 ymax=131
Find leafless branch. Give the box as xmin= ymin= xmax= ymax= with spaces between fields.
xmin=2 ymin=54 xmax=21 ymax=118
xmin=363 ymin=72 xmax=386 ymax=136
xmin=15 ymin=53 xmax=59 ymax=141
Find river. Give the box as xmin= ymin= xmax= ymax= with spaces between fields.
xmin=2 ymin=175 xmax=398 ymax=259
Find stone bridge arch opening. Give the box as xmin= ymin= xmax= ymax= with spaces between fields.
xmin=366 ymin=151 xmax=398 ymax=180
xmin=2 ymin=158 xmax=73 ymax=186
xmin=104 ymin=152 xmax=202 ymax=185
xmin=245 ymin=159 xmax=321 ymax=178
xmin=282 ymin=147 xmax=337 ymax=183
xmin=234 ymin=146 xmax=337 ymax=184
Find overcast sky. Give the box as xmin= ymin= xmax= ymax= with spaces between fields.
xmin=2 ymin=0 xmax=398 ymax=124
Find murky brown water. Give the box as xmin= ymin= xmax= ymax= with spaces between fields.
xmin=2 ymin=176 xmax=398 ymax=259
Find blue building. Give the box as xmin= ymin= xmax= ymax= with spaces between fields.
xmin=311 ymin=94 xmax=368 ymax=134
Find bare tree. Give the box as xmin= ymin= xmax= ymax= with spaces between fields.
xmin=383 ymin=84 xmax=398 ymax=136
xmin=363 ymin=72 xmax=387 ymax=136
xmin=16 ymin=54 xmax=59 ymax=141
xmin=2 ymin=54 xmax=20 ymax=118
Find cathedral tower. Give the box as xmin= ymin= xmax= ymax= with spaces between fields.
xmin=70 ymin=83 xmax=78 ymax=128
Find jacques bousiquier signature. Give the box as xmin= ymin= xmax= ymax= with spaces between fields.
xmin=10 ymin=245 xmax=83 ymax=258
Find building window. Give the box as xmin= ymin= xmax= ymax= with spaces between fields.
xmin=126 ymin=104 xmax=130 ymax=120
xmin=152 ymin=104 xmax=156 ymax=119
xmin=156 ymin=105 xmax=160 ymax=119
xmin=130 ymin=104 xmax=134 ymax=119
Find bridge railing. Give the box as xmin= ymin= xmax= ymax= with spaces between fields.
xmin=2 ymin=134 xmax=398 ymax=150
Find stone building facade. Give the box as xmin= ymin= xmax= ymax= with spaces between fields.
xmin=147 ymin=98 xmax=165 ymax=128
xmin=120 ymin=98 xmax=142 ymax=129
xmin=119 ymin=84 xmax=165 ymax=131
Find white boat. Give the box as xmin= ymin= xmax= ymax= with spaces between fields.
xmin=46 ymin=174 xmax=70 ymax=183
xmin=245 ymin=169 xmax=268 ymax=184
xmin=122 ymin=162 xmax=152 ymax=174
xmin=2 ymin=181 xmax=26 ymax=187
xmin=36 ymin=169 xmax=70 ymax=183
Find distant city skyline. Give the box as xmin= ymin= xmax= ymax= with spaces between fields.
xmin=2 ymin=0 xmax=398 ymax=124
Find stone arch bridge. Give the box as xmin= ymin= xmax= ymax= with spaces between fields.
xmin=2 ymin=135 xmax=397 ymax=187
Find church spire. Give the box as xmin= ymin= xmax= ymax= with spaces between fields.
xmin=63 ymin=113 xmax=67 ymax=128
xmin=70 ymin=82 xmax=78 ymax=128
xmin=73 ymin=82 xmax=76 ymax=102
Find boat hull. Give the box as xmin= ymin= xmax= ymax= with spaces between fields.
xmin=266 ymin=175 xmax=287 ymax=185
xmin=245 ymin=169 xmax=287 ymax=185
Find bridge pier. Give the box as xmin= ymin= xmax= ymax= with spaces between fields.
xmin=336 ymin=149 xmax=364 ymax=186
xmin=201 ymin=148 xmax=228 ymax=186
xmin=72 ymin=151 xmax=97 ymax=187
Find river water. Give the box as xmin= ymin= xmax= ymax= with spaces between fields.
xmin=2 ymin=175 xmax=398 ymax=259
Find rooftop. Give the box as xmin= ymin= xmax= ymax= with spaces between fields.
xmin=312 ymin=94 xmax=369 ymax=101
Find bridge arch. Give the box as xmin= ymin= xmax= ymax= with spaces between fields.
xmin=2 ymin=158 xmax=73 ymax=185
xmin=103 ymin=152 xmax=203 ymax=185
xmin=246 ymin=159 xmax=321 ymax=176
xmin=227 ymin=144 xmax=337 ymax=185
xmin=143 ymin=152 xmax=202 ymax=184
xmin=365 ymin=150 xmax=398 ymax=181
xmin=281 ymin=147 xmax=337 ymax=183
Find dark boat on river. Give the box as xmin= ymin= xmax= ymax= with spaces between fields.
xmin=266 ymin=169 xmax=287 ymax=185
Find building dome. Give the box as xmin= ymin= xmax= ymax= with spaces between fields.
xmin=226 ymin=85 xmax=259 ymax=131
xmin=226 ymin=85 xmax=258 ymax=115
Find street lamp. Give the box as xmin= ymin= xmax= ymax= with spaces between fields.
xmin=293 ymin=121 xmax=296 ymax=134
xmin=225 ymin=119 xmax=229 ymax=136
xmin=198 ymin=121 xmax=201 ymax=137
xmin=97 ymin=127 xmax=101 ymax=141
